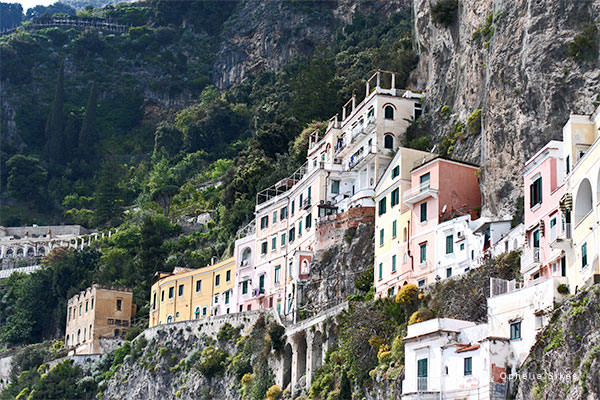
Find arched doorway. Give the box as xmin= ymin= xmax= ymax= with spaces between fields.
xmin=283 ymin=343 xmax=292 ymax=389
xmin=575 ymin=179 xmax=593 ymax=225
xmin=296 ymin=334 xmax=307 ymax=382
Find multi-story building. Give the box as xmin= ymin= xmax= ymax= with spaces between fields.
xmin=401 ymin=157 xmax=482 ymax=287
xmin=373 ymin=147 xmax=434 ymax=297
xmin=521 ymin=140 xmax=567 ymax=285
xmin=241 ymin=71 xmax=424 ymax=321
xmin=149 ymin=257 xmax=235 ymax=327
xmin=559 ymin=109 xmax=600 ymax=289
xmin=65 ymin=284 xmax=134 ymax=355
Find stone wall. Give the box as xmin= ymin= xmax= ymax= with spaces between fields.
xmin=315 ymin=206 xmax=375 ymax=251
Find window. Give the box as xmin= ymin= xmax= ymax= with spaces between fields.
xmin=391 ymin=188 xmax=399 ymax=207
xmin=272 ymin=236 xmax=277 ymax=251
xmin=225 ymin=291 xmax=230 ymax=305
xmin=226 ymin=270 xmax=231 ymax=282
xmin=299 ymin=194 xmax=303 ymax=207
xmin=68 ymin=307 xmax=72 ymax=320
xmin=582 ymin=243 xmax=588 ymax=268
xmin=532 ymin=229 xmax=540 ymax=248
xmin=242 ymin=280 xmax=248 ymax=295
xmin=178 ymin=285 xmax=184 ymax=297
xmin=510 ymin=321 xmax=521 ymax=340
xmin=378 ymin=263 xmax=383 ymax=280
xmin=530 ymin=177 xmax=542 ymax=208
xmin=196 ymin=280 xmax=202 ymax=293
xmin=550 ymin=217 xmax=557 ymax=241
xmin=378 ymin=197 xmax=387 ymax=216
xmin=420 ymin=173 xmax=430 ymax=188
xmin=392 ymin=220 xmax=397 ymax=238
xmin=446 ymin=235 xmax=453 ymax=254
xmin=403 ymin=253 xmax=408 ymax=264
xmin=420 ymin=243 xmax=427 ymax=263
xmin=79 ymin=304 xmax=82 ymax=316
xmin=305 ymin=213 xmax=312 ymax=229
xmin=194 ymin=307 xmax=200 ymax=319
xmin=299 ymin=220 xmax=303 ymax=236
xmin=273 ymin=211 xmax=277 ymax=224
xmin=168 ymin=287 xmax=174 ymax=299
xmin=392 ymin=255 xmax=396 ymax=272
xmin=215 ymin=274 xmax=221 ymax=286
xmin=274 ymin=266 xmax=281 ymax=284
xmin=392 ymin=166 xmax=400 ymax=179
xmin=384 ymin=134 xmax=394 ymax=149
xmin=418 ymin=279 xmax=425 ymax=287
xmin=202 ymin=307 xmax=207 ymax=316
xmin=280 ymin=206 xmax=288 ymax=220
xmin=91 ymin=298 xmax=94 ymax=309
xmin=331 ymin=180 xmax=340 ymax=194
xmin=464 ymin=357 xmax=472 ymax=376
xmin=460 ymin=243 xmax=465 ymax=251
xmin=446 ymin=267 xmax=452 ymax=278
xmin=261 ymin=241 xmax=268 ymax=255
xmin=161 ymin=290 xmax=164 ymax=302
xmin=289 ymin=227 xmax=295 ymax=242
xmin=368 ymin=107 xmax=375 ymax=118
xmin=85 ymin=301 xmax=88 ymax=313
xmin=259 ymin=274 xmax=265 ymax=293
xmin=260 ymin=215 xmax=269 ymax=229
xmin=108 ymin=318 xmax=114 ymax=325
xmin=384 ymin=105 xmax=394 ymax=119
xmin=417 ymin=358 xmax=428 ymax=390
xmin=420 ymin=202 xmax=427 ymax=222
xmin=414 ymin=103 xmax=423 ymax=119
xmin=291 ymin=200 xmax=295 ymax=215
xmin=566 ymin=156 xmax=570 ymax=174
xmin=380 ymin=229 xmax=385 ymax=246
xmin=281 ymin=233 xmax=286 ymax=246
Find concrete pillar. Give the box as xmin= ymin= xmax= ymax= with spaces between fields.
xmin=366 ymin=81 xmax=370 ymax=96
xmin=291 ymin=333 xmax=307 ymax=390
xmin=376 ymin=71 xmax=381 ymax=88
xmin=351 ymin=94 xmax=356 ymax=112
xmin=391 ymin=73 xmax=396 ymax=89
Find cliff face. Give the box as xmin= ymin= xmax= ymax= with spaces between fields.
xmin=212 ymin=0 xmax=411 ymax=89
xmin=411 ymin=0 xmax=600 ymax=217
xmin=517 ymin=284 xmax=600 ymax=399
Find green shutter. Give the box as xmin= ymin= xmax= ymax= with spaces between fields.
xmin=417 ymin=359 xmax=427 ymax=377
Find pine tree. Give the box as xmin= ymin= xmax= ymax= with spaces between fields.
xmin=44 ymin=60 xmax=66 ymax=165
xmin=93 ymin=159 xmax=124 ymax=228
xmin=78 ymin=82 xmax=98 ymax=161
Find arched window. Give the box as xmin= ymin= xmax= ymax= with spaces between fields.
xmin=166 ymin=315 xmax=173 ymax=324
xmin=575 ymin=179 xmax=593 ymax=225
xmin=194 ymin=307 xmax=201 ymax=319
xmin=16 ymin=248 xmax=23 ymax=257
xmin=384 ymin=134 xmax=394 ymax=149
xmin=301 ymin=260 xmax=310 ymax=275
xmin=77 ymin=329 xmax=81 ymax=344
xmin=38 ymin=247 xmax=45 ymax=256
xmin=83 ymin=328 xmax=86 ymax=342
xmin=6 ymin=249 xmax=13 ymax=257
xmin=384 ymin=105 xmax=394 ymax=120
xmin=26 ymin=248 xmax=35 ymax=257
xmin=241 ymin=247 xmax=252 ymax=266
xmin=114 ymin=329 xmax=120 ymax=337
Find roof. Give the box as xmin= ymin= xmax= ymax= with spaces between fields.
xmin=410 ymin=156 xmax=480 ymax=173
xmin=455 ymin=344 xmax=480 ymax=353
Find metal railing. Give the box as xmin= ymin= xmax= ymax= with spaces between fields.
xmin=402 ymin=182 xmax=433 ymax=200
xmin=417 ymin=377 xmax=428 ymax=391
xmin=256 ymin=162 xmax=308 ymax=205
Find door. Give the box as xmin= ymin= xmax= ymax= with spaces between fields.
xmin=417 ymin=358 xmax=428 ymax=391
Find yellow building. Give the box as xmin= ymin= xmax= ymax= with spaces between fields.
xmin=149 ymin=257 xmax=235 ymax=327
xmin=65 ymin=284 xmax=135 ymax=354
xmin=559 ymin=108 xmax=600 ymax=288
xmin=374 ymin=147 xmax=434 ymax=297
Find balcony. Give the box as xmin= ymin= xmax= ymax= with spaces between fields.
xmin=550 ymin=223 xmax=572 ymax=250
xmin=417 ymin=377 xmax=428 ymax=391
xmin=302 ymin=197 xmax=312 ymax=210
xmin=403 ymin=182 xmax=439 ymax=206
xmin=520 ymin=247 xmax=540 ymax=272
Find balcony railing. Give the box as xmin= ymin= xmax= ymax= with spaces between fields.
xmin=417 ymin=377 xmax=428 ymax=391
xmin=521 ymin=247 xmax=541 ymax=270
xmin=302 ymin=197 xmax=312 ymax=210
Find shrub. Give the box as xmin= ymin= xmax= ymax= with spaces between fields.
xmin=557 ymin=283 xmax=569 ymax=295
xmin=266 ymin=384 xmax=282 ymax=400
xmin=566 ymin=23 xmax=599 ymax=61
xmin=395 ymin=284 xmax=419 ymax=304
xmin=431 ymin=0 xmax=458 ymax=27
xmin=408 ymin=311 xmax=425 ymax=325
xmin=197 ymin=346 xmax=229 ymax=378
xmin=466 ymin=109 xmax=482 ymax=137
xmin=217 ymin=322 xmax=240 ymax=341
xmin=267 ymin=323 xmax=286 ymax=353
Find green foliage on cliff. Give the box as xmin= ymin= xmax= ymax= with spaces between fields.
xmin=431 ymin=0 xmax=458 ymax=27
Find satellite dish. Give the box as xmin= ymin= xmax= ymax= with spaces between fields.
xmin=442 ymin=204 xmax=447 ymax=213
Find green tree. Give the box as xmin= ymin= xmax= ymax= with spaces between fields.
xmin=339 ymin=369 xmax=352 ymax=400
xmin=148 ymin=157 xmax=178 ymax=217
xmin=93 ymin=159 xmax=125 ymax=227
xmin=78 ymin=83 xmax=99 ymax=161
xmin=5 ymin=155 xmax=47 ymax=206
xmin=44 ymin=60 xmax=66 ymax=165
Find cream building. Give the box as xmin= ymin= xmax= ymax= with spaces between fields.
xmin=149 ymin=257 xmax=235 ymax=327
xmin=65 ymin=284 xmax=134 ymax=355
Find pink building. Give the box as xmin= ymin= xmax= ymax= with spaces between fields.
xmin=521 ymin=141 xmax=567 ymax=284
xmin=401 ymin=157 xmax=481 ymax=287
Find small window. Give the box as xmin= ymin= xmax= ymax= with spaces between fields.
xmin=530 ymin=177 xmax=542 ymax=208
xmin=420 ymin=173 xmax=430 ymax=188
xmin=510 ymin=321 xmax=521 ymax=340
xmin=242 ymin=280 xmax=248 ymax=294
xmin=291 ymin=200 xmax=295 ymax=215
xmin=194 ymin=307 xmax=201 ymax=319
xmin=384 ymin=105 xmax=394 ymax=119
xmin=299 ymin=220 xmax=303 ymax=236
xmin=464 ymin=357 xmax=472 ymax=376
xmin=161 ymin=290 xmax=165 ymax=302
xmin=289 ymin=227 xmax=295 ymax=242
xmin=168 ymin=287 xmax=174 ymax=299
xmin=260 ymin=215 xmax=269 ymax=229
xmin=446 ymin=267 xmax=452 ymax=278
xmin=378 ymin=263 xmax=383 ymax=279
xmin=280 ymin=206 xmax=288 ymax=220
xmin=460 ymin=243 xmax=465 ymax=251
xmin=202 ymin=307 xmax=207 ymax=316
xmin=261 ymin=241 xmax=268 ymax=255
xmin=384 ymin=134 xmax=394 ymax=149
xmin=281 ymin=233 xmax=286 ymax=246
xmin=91 ymin=298 xmax=94 ymax=309
xmin=225 ymin=291 xmax=230 ymax=305
xmin=196 ymin=280 xmax=202 ymax=293
xmin=331 ymin=180 xmax=340 ymax=194
xmin=391 ymin=188 xmax=399 ymax=207
xmin=378 ymin=197 xmax=387 ymax=216
xmin=178 ymin=284 xmax=184 ymax=297
xmin=273 ymin=211 xmax=277 ymax=224
xmin=392 ymin=220 xmax=397 ymax=238
xmin=108 ymin=318 xmax=114 ymax=325
xmin=582 ymin=243 xmax=588 ymax=268
xmin=226 ymin=270 xmax=231 ymax=282
xmin=272 ymin=236 xmax=277 ymax=251
xmin=305 ymin=213 xmax=312 ymax=229
xmin=420 ymin=202 xmax=427 ymax=222
xmin=446 ymin=235 xmax=453 ymax=254
xmin=392 ymin=255 xmax=396 ymax=272
xmin=403 ymin=253 xmax=408 ymax=264
xmin=116 ymin=299 xmax=122 ymax=311
xmin=79 ymin=304 xmax=82 ymax=316
xmin=215 ymin=274 xmax=221 ymax=286
xmin=420 ymin=243 xmax=427 ymax=263
xmin=85 ymin=301 xmax=88 ymax=313
xmin=274 ymin=266 xmax=281 ymax=284
xmin=418 ymin=279 xmax=425 ymax=287
xmin=380 ymin=229 xmax=385 ymax=246
xmin=259 ymin=274 xmax=265 ymax=293
xmin=392 ymin=166 xmax=400 ymax=179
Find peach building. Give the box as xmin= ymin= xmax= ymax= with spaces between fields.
xmin=65 ymin=284 xmax=134 ymax=355
xmin=149 ymin=257 xmax=235 ymax=327
xmin=401 ymin=157 xmax=482 ymax=287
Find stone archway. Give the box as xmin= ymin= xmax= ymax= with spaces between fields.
xmin=296 ymin=334 xmax=307 ymax=382
xmin=311 ymin=330 xmax=323 ymax=374
xmin=283 ymin=343 xmax=292 ymax=389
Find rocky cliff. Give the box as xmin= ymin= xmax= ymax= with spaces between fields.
xmin=517 ymin=284 xmax=600 ymax=399
xmin=410 ymin=0 xmax=600 ymax=217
